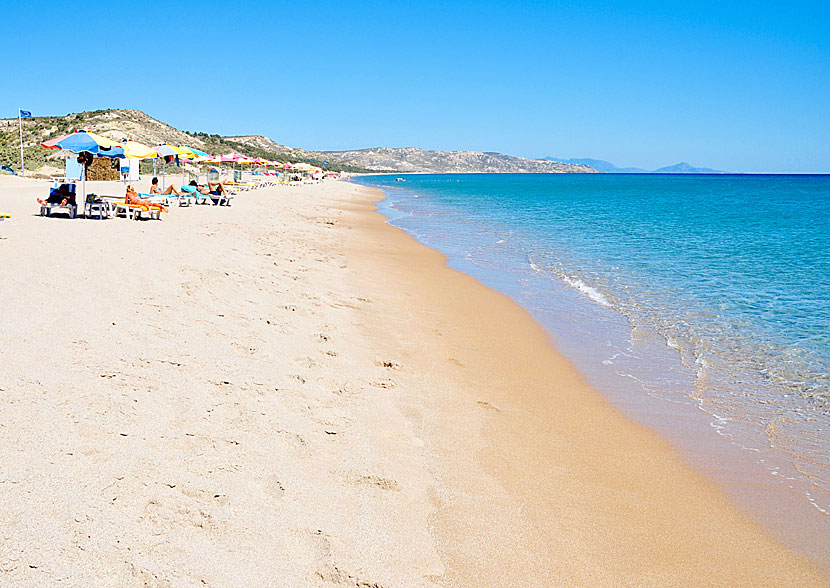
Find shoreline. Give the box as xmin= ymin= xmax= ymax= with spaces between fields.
xmin=343 ymin=183 xmax=827 ymax=584
xmin=361 ymin=176 xmax=830 ymax=570
xmin=0 ymin=176 xmax=826 ymax=585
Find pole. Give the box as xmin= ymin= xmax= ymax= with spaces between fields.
xmin=18 ymin=109 xmax=25 ymax=178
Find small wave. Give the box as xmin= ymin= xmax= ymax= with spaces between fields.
xmin=560 ymin=275 xmax=612 ymax=307
xmin=527 ymin=255 xmax=612 ymax=307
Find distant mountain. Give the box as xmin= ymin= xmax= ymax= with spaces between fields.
xmin=543 ymin=157 xmax=726 ymax=174
xmin=324 ymin=148 xmax=598 ymax=174
xmin=542 ymin=157 xmax=646 ymax=173
xmin=653 ymin=162 xmax=725 ymax=174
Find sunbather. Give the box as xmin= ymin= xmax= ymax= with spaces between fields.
xmin=37 ymin=183 xmax=76 ymax=207
xmin=207 ymin=180 xmax=228 ymax=196
xmin=126 ymin=185 xmax=167 ymax=214
xmin=149 ymin=177 xmax=182 ymax=196
xmin=186 ymin=180 xmax=227 ymax=197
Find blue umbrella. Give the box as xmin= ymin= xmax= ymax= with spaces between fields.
xmin=41 ymin=130 xmax=121 ymax=155
xmin=42 ymin=131 xmax=123 ymax=208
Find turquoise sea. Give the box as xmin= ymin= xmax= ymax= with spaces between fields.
xmin=356 ymin=173 xmax=830 ymax=534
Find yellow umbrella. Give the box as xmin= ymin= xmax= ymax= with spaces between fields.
xmin=120 ymin=140 xmax=158 ymax=159
xmin=170 ymin=144 xmax=195 ymax=157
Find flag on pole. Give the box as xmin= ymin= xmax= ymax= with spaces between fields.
xmin=19 ymin=110 xmax=32 ymax=118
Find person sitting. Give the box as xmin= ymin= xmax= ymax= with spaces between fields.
xmin=149 ymin=177 xmax=181 ymax=196
xmin=37 ymin=183 xmax=76 ymax=207
xmin=126 ymin=185 xmax=167 ymax=214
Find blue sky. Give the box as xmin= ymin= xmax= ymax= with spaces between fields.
xmin=4 ymin=1 xmax=828 ymax=172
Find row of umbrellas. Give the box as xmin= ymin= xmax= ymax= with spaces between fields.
xmin=40 ymin=130 xmax=321 ymax=171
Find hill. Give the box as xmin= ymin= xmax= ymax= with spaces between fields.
xmin=324 ymin=148 xmax=597 ymax=173
xmin=0 ymin=110 xmax=369 ymax=174
xmin=0 ymin=109 xmax=596 ymax=175
xmin=543 ymin=157 xmax=647 ymax=173
xmin=653 ymin=162 xmax=725 ymax=174
xmin=544 ymin=156 xmax=726 ymax=174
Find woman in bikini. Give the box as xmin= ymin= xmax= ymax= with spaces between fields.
xmin=126 ymin=185 xmax=167 ymax=214
xmin=149 ymin=177 xmax=182 ymax=196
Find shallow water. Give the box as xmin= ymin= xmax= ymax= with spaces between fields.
xmin=357 ymin=173 xmax=830 ymax=559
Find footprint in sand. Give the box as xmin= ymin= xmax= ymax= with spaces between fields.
xmin=370 ymin=379 xmax=396 ymax=389
xmin=275 ymin=429 xmax=308 ymax=449
xmin=296 ymin=357 xmax=319 ymax=369
xmin=477 ymin=400 xmax=500 ymax=412
xmin=349 ymin=474 xmax=400 ymax=491
xmin=289 ymin=374 xmax=307 ymax=385
xmin=287 ymin=527 xmax=332 ymax=560
xmin=377 ymin=360 xmax=401 ymax=370
xmin=315 ymin=564 xmax=386 ymax=588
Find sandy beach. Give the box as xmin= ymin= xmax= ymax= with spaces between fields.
xmin=0 ymin=175 xmax=826 ymax=587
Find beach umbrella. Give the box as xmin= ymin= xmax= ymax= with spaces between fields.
xmin=153 ymin=144 xmax=178 ymax=158
xmin=176 ymin=147 xmax=210 ymax=182
xmin=41 ymin=130 xmax=120 ymax=154
xmin=153 ymin=144 xmax=192 ymax=188
xmin=119 ymin=140 xmax=158 ymax=159
xmin=178 ymin=145 xmax=209 ymax=159
xmin=113 ymin=140 xmax=158 ymax=183
xmin=217 ymin=152 xmax=249 ymax=181
xmin=42 ymin=130 xmax=123 ymax=205
xmin=170 ymin=145 xmax=199 ymax=184
xmin=154 ymin=145 xmax=178 ymax=188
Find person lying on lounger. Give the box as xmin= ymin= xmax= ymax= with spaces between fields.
xmin=37 ymin=183 xmax=76 ymax=207
xmin=126 ymin=185 xmax=167 ymax=214
xmin=149 ymin=177 xmax=182 ymax=196
xmin=186 ymin=180 xmax=228 ymax=197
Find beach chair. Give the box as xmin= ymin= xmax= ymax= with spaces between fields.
xmin=0 ymin=212 xmax=10 ymax=221
xmin=110 ymin=200 xmax=162 ymax=220
xmin=138 ymin=192 xmax=171 ymax=207
xmin=181 ymin=185 xmax=204 ymax=206
xmin=211 ymin=192 xmax=234 ymax=206
xmin=40 ymin=183 xmax=78 ymax=219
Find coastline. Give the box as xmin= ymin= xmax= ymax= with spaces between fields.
xmin=0 ymin=176 xmax=825 ymax=585
xmin=360 ymin=174 xmax=830 ymax=568
xmin=345 ymin=184 xmax=827 ymax=586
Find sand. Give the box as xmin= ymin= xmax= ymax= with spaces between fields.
xmin=0 ymin=174 xmax=826 ymax=587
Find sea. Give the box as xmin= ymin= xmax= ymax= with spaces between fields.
xmin=355 ymin=173 xmax=830 ymax=560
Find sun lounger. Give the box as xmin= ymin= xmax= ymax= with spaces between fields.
xmin=224 ymin=181 xmax=254 ymax=191
xmin=0 ymin=212 xmax=10 ymax=221
xmin=138 ymin=192 xmax=171 ymax=207
xmin=210 ymin=192 xmax=234 ymax=206
xmin=40 ymin=182 xmax=78 ymax=218
xmin=167 ymin=193 xmax=194 ymax=207
xmin=112 ymin=201 xmax=161 ymax=220
xmin=40 ymin=202 xmax=77 ymax=218
xmin=40 ymin=183 xmax=78 ymax=218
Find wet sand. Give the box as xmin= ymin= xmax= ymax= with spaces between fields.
xmin=0 ymin=175 xmax=825 ymax=586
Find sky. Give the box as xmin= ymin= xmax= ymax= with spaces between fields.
xmin=4 ymin=1 xmax=829 ymax=173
